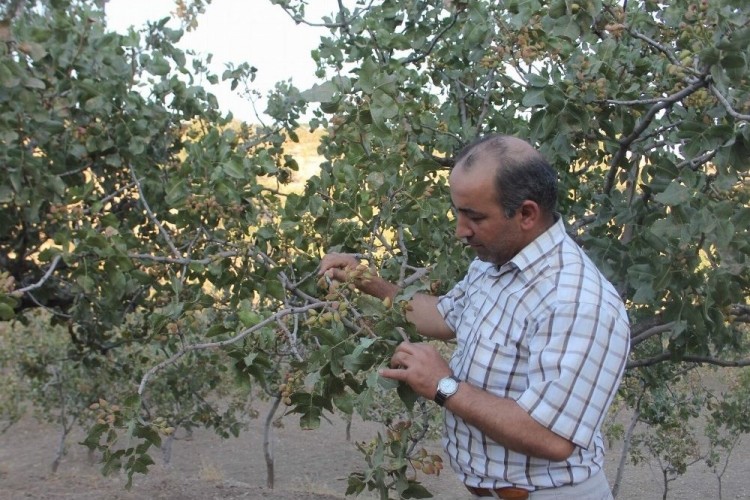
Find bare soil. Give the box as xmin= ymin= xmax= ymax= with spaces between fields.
xmin=0 ymin=402 xmax=748 ymax=500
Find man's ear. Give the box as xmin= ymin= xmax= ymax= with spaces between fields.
xmin=517 ymin=200 xmax=541 ymax=230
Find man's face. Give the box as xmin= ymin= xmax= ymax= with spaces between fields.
xmin=449 ymin=162 xmax=524 ymax=266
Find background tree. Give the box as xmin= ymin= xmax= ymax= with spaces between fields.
xmin=1 ymin=0 xmax=749 ymax=498
xmin=0 ymin=0 xmax=307 ymax=485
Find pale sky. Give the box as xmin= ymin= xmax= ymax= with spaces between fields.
xmin=106 ymin=0 xmax=333 ymax=122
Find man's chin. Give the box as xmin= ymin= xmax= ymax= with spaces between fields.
xmin=474 ymin=250 xmax=503 ymax=266
xmin=473 ymin=248 xmax=490 ymax=261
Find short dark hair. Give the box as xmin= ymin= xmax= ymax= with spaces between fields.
xmin=454 ymin=134 xmax=558 ymax=217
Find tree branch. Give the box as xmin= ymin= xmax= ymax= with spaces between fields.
xmin=402 ymin=13 xmax=458 ymax=65
xmin=604 ymin=75 xmax=710 ymax=194
xmin=274 ymin=0 xmax=376 ymax=29
xmin=129 ymin=166 xmax=182 ymax=259
xmin=15 ymin=255 xmax=62 ymax=294
xmin=630 ymin=321 xmax=675 ymax=346
xmin=627 ymin=27 xmax=681 ymax=67
xmin=137 ymin=302 xmax=334 ymax=397
xmin=627 ymin=353 xmax=750 ymax=369
xmin=127 ymin=250 xmax=239 ymax=265
xmin=709 ymin=83 xmax=750 ymax=121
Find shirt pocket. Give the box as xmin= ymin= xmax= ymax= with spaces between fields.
xmin=464 ymin=332 xmax=528 ymax=399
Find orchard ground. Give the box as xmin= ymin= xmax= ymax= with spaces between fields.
xmin=0 ymin=398 xmax=748 ymax=500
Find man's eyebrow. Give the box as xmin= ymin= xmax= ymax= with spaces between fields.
xmin=452 ymin=205 xmax=484 ymax=217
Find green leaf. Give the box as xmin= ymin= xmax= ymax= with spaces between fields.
xmin=721 ymin=53 xmax=746 ymax=70
xmin=84 ymin=95 xmax=106 ymax=112
xmin=300 ymin=81 xmax=338 ymax=103
xmin=0 ymin=301 xmax=15 ymax=320
xmin=290 ymin=393 xmax=325 ymax=430
xmin=654 ymin=182 xmax=691 ymax=206
xmin=149 ymin=54 xmax=171 ymax=76
xmin=133 ymin=425 xmax=162 ymax=448
xmin=522 ymin=87 xmax=546 ymax=107
xmin=237 ymin=308 xmax=261 ymax=327
xmin=357 ymin=295 xmax=387 ymax=317
xmin=132 ymin=453 xmax=155 ymax=474
xmin=397 ymin=382 xmax=420 ymax=410
xmin=357 ymin=57 xmax=379 ymax=94
xmin=332 ymin=391 xmax=355 ymax=414
xmin=370 ymin=90 xmax=399 ymax=127
xmin=77 ymin=275 xmax=96 ymax=293
xmin=23 ymin=77 xmax=46 ymax=89
xmin=19 ymin=41 xmax=47 ymax=60
xmin=165 ymin=178 xmax=187 ymax=205
xmin=222 ymin=158 xmax=245 ymax=179
xmin=346 ymin=474 xmax=367 ymax=496
xmin=264 ymin=280 xmax=285 ymax=301
xmin=343 ymin=350 xmax=377 ymax=374
xmin=402 ymin=481 xmax=434 ymax=499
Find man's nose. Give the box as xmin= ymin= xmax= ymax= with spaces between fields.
xmin=455 ymin=216 xmax=472 ymax=240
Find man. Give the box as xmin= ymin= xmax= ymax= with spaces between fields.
xmin=319 ymin=135 xmax=630 ymax=499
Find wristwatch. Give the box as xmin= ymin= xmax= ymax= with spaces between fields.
xmin=434 ymin=375 xmax=461 ymax=406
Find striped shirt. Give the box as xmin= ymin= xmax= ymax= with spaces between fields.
xmin=436 ymin=217 xmax=630 ymax=490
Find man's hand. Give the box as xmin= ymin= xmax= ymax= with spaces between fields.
xmin=318 ymin=252 xmax=454 ymax=340
xmin=318 ymin=252 xmax=397 ymax=300
xmin=318 ymin=252 xmax=362 ymax=283
xmin=379 ymin=341 xmax=452 ymax=400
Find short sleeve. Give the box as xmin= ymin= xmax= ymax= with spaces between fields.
xmin=436 ymin=261 xmax=481 ymax=331
xmin=436 ymin=286 xmax=463 ymax=332
xmin=515 ymin=301 xmax=630 ymax=449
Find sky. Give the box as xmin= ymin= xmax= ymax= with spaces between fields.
xmin=106 ymin=0 xmax=332 ymax=122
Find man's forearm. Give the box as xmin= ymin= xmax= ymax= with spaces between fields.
xmin=361 ymin=277 xmax=453 ymax=341
xmin=405 ymin=293 xmax=455 ymax=340
xmin=444 ymin=381 xmax=575 ymax=462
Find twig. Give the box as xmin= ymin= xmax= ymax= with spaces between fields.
xmin=630 ymin=322 xmax=675 ymax=346
xmin=628 ymin=29 xmax=681 ymax=67
xmin=16 ymin=255 xmax=62 ymax=293
xmin=475 ymin=69 xmax=498 ymax=136
xmin=395 ymin=327 xmax=409 ymax=342
xmin=138 ymin=302 xmax=333 ymax=397
xmin=402 ymin=267 xmax=431 ymax=287
xmin=403 ymin=13 xmax=459 ymax=65
xmin=127 ymin=251 xmax=239 ymax=265
xmin=605 ymin=75 xmax=709 ymax=194
xmin=709 ymin=83 xmax=750 ymax=121
xmin=129 ymin=166 xmax=181 ymax=259
xmin=676 ymin=148 xmax=718 ymax=171
xmin=396 ymin=227 xmax=409 ymax=287
xmin=274 ymin=0 xmax=376 ymax=28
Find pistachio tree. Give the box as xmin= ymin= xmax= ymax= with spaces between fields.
xmin=284 ymin=0 xmax=750 ymax=495
xmin=2 ymin=0 xmax=749 ymax=498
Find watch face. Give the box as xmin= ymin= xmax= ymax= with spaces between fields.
xmin=438 ymin=377 xmax=459 ymax=394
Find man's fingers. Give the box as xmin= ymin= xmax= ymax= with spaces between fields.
xmin=318 ymin=253 xmax=358 ymax=276
xmin=394 ymin=340 xmax=413 ymax=354
xmin=389 ymin=350 xmax=408 ymax=369
xmin=379 ymin=367 xmax=407 ymax=381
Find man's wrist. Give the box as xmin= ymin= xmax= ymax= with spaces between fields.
xmin=434 ymin=375 xmax=460 ymax=406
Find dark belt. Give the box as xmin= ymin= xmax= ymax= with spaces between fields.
xmin=465 ymin=485 xmax=530 ymax=499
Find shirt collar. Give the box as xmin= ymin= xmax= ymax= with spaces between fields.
xmin=487 ymin=214 xmax=566 ymax=278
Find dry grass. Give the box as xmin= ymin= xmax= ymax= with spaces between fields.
xmin=285 ymin=127 xmax=326 ymax=190
xmin=198 ymin=459 xmax=225 ymax=482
